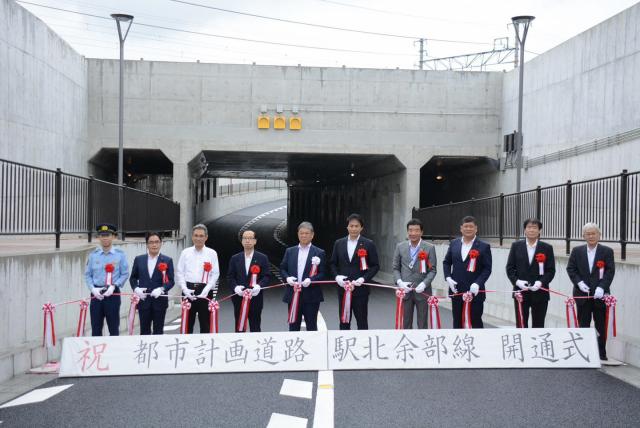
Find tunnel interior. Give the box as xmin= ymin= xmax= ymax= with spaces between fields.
xmin=89 ymin=148 xmax=174 ymax=198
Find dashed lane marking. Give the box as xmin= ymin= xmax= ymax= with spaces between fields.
xmin=266 ymin=413 xmax=308 ymax=428
xmin=0 ymin=385 xmax=74 ymax=409
xmin=279 ymin=379 xmax=314 ymax=400
xmin=312 ymin=311 xmax=334 ymax=428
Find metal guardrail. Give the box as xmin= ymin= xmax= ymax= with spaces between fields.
xmin=412 ymin=169 xmax=639 ymax=260
xmin=0 ymin=158 xmax=180 ymax=248
xmin=195 ymin=178 xmax=286 ymax=204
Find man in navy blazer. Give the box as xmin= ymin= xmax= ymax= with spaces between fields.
xmin=566 ymin=222 xmax=616 ymax=361
xmin=330 ymin=213 xmax=380 ymax=330
xmin=280 ymin=221 xmax=325 ymax=331
xmin=443 ymin=216 xmax=492 ymax=328
xmin=228 ymin=229 xmax=271 ymax=332
xmin=129 ymin=232 xmax=175 ymax=335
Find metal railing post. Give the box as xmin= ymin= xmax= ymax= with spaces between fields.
xmin=499 ymin=193 xmax=505 ymax=246
xmin=535 ymin=185 xmax=542 ymax=219
xmin=620 ymin=169 xmax=628 ymax=260
xmin=87 ymin=175 xmax=94 ymax=242
xmin=565 ymin=180 xmax=572 ymax=255
xmin=54 ymin=168 xmax=62 ymax=249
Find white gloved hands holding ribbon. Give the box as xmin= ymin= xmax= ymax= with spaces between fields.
xmin=577 ymin=281 xmax=590 ymax=294
xmin=181 ymin=286 xmax=196 ymax=300
xmin=302 ymin=278 xmax=311 ymax=288
xmin=396 ymin=279 xmax=412 ymax=292
xmin=446 ymin=277 xmax=458 ymax=293
xmin=103 ymin=285 xmax=115 ymax=297
xmin=234 ymin=286 xmax=245 ymax=296
xmin=335 ymin=275 xmax=347 ymax=288
xmin=470 ymin=283 xmax=480 ymax=296
xmin=515 ymin=280 xmax=529 ymax=291
xmin=593 ymin=287 xmax=605 ymax=299
xmin=354 ymin=277 xmax=365 ymax=287
xmin=286 ymin=277 xmax=297 ymax=286
xmin=134 ymin=287 xmax=147 ymax=300
xmin=150 ymin=287 xmax=164 ymax=298
xmin=251 ymin=284 xmax=261 ymax=296
xmin=92 ymin=288 xmax=104 ymax=301
xmin=415 ymin=282 xmax=426 ymax=294
xmin=529 ymin=281 xmax=542 ymax=292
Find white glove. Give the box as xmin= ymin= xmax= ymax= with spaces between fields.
xmin=415 ymin=282 xmax=426 ymax=294
xmin=529 ymin=281 xmax=542 ymax=292
xmin=286 ymin=276 xmax=297 ymax=286
xmin=302 ymin=278 xmax=311 ymax=288
xmin=470 ymin=283 xmax=480 ymax=296
xmin=134 ymin=287 xmax=147 ymax=300
xmin=234 ymin=286 xmax=245 ymax=296
xmin=577 ymin=281 xmax=590 ymax=293
xmin=251 ymin=284 xmax=261 ymax=296
xmin=593 ymin=287 xmax=605 ymax=299
xmin=91 ymin=288 xmax=104 ymax=300
xmin=396 ymin=280 xmax=412 ymax=292
xmin=335 ymin=275 xmax=347 ymax=287
xmin=515 ymin=280 xmax=529 ymax=290
xmin=446 ymin=277 xmax=458 ymax=293
xmin=103 ymin=285 xmax=115 ymax=297
xmin=354 ymin=277 xmax=365 ymax=287
xmin=150 ymin=287 xmax=164 ymax=298
xmin=181 ymin=286 xmax=196 ymax=300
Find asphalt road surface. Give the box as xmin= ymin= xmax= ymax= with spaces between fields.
xmin=1 ymin=200 xmax=638 ymax=427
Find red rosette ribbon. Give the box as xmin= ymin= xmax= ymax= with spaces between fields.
xmin=249 ymin=264 xmax=260 ymax=288
xmin=104 ymin=263 xmax=115 ymax=286
xmin=565 ymin=297 xmax=579 ymax=328
xmin=201 ymin=261 xmax=213 ymax=283
xmin=535 ymin=253 xmax=546 ymax=275
xmin=309 ymin=256 xmax=320 ymax=277
xmin=157 ymin=262 xmax=169 ymax=284
xmin=604 ymin=295 xmax=617 ymax=340
xmin=179 ymin=299 xmax=191 ymax=334
xmin=357 ymin=248 xmax=368 ymax=271
xmin=467 ymin=249 xmax=480 ymax=272
xmin=461 ymin=292 xmax=474 ymax=329
xmin=418 ymin=250 xmax=431 ymax=273
xmin=42 ymin=302 xmax=56 ymax=348
xmin=428 ymin=296 xmax=441 ymax=329
xmin=394 ymin=288 xmax=406 ymax=329
xmin=76 ymin=300 xmax=89 ymax=337
xmin=514 ymin=291 xmax=525 ymax=328
xmin=128 ymin=294 xmax=140 ymax=335
xmin=208 ymin=300 xmax=220 ymax=334
xmin=237 ymin=289 xmax=253 ymax=332
xmin=596 ymin=260 xmax=605 ymax=280
xmin=288 ymin=283 xmax=302 ymax=324
xmin=340 ymin=281 xmax=354 ymax=324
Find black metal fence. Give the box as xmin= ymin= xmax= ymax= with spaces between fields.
xmin=412 ymin=169 xmax=639 ymax=260
xmin=0 ymin=159 xmax=180 ymax=248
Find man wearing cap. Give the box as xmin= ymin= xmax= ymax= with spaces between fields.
xmin=84 ymin=223 xmax=130 ymax=336
xmin=129 ymin=232 xmax=175 ymax=335
xmin=175 ymin=224 xmax=220 ymax=333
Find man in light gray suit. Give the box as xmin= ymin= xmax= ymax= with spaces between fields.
xmin=393 ymin=218 xmax=437 ymax=329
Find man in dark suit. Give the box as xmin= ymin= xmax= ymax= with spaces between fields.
xmin=227 ymin=229 xmax=271 ymax=332
xmin=330 ymin=213 xmax=380 ymax=330
xmin=566 ymin=222 xmax=616 ymax=362
xmin=129 ymin=232 xmax=175 ymax=335
xmin=443 ymin=216 xmax=492 ymax=328
xmin=280 ymin=221 xmax=325 ymax=331
xmin=506 ymin=218 xmax=556 ymax=328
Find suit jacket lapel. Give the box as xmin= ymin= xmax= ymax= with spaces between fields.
xmin=141 ymin=254 xmax=150 ymax=281
xmin=291 ymin=247 xmax=300 ymax=276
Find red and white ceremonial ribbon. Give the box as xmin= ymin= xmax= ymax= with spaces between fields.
xmin=461 ymin=292 xmax=473 ymax=329
xmin=357 ymin=249 xmax=368 ymax=271
xmin=179 ymin=299 xmax=191 ymax=334
xmin=208 ymin=300 xmax=220 ymax=334
xmin=76 ymin=300 xmax=88 ymax=337
xmin=157 ymin=262 xmax=169 ymax=284
xmin=394 ymin=288 xmax=405 ymax=329
xmin=237 ymin=289 xmax=253 ymax=332
xmin=467 ymin=250 xmax=479 ymax=272
xmin=565 ymin=297 xmax=579 ymax=328
xmin=249 ymin=264 xmax=260 ymax=288
xmin=104 ymin=263 xmax=114 ymax=286
xmin=128 ymin=294 xmax=140 ymax=335
xmin=341 ymin=282 xmax=353 ymax=324
xmin=201 ymin=261 xmax=212 ymax=284
xmin=42 ymin=302 xmax=56 ymax=348
xmin=288 ymin=283 xmax=302 ymax=324
xmin=418 ymin=250 xmax=430 ymax=273
xmin=309 ymin=256 xmax=320 ymax=277
xmin=428 ymin=296 xmax=441 ymax=329
xmin=535 ymin=253 xmax=546 ymax=275
xmin=514 ymin=291 xmax=525 ymax=328
xmin=596 ymin=260 xmax=605 ymax=280
xmin=604 ymin=295 xmax=617 ymax=340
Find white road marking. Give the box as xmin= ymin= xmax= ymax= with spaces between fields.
xmin=266 ymin=413 xmax=308 ymax=428
xmin=313 ymin=311 xmax=334 ymax=428
xmin=163 ymin=324 xmax=181 ymax=332
xmin=171 ymin=318 xmax=182 ymax=324
xmin=280 ymin=379 xmax=313 ymax=399
xmin=0 ymin=385 xmax=73 ymax=409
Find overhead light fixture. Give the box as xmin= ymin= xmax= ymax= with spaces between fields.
xmin=350 ymin=172 xmax=355 ymax=177
xmin=435 ymin=174 xmax=444 ymax=181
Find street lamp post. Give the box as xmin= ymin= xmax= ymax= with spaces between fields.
xmin=512 ymin=15 xmax=534 ymax=237
xmin=111 ymin=13 xmax=134 ymax=241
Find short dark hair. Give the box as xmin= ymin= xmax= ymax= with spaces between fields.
xmin=461 ymin=216 xmax=477 ymax=226
xmin=145 ymin=231 xmax=162 ymax=243
xmin=346 ymin=213 xmax=364 ymax=227
xmin=242 ymin=229 xmax=257 ymax=239
xmin=523 ymin=218 xmax=543 ymax=230
xmin=406 ymin=218 xmax=423 ymax=231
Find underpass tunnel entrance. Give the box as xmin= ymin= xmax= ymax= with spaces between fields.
xmin=419 ymin=156 xmax=499 ymax=207
xmin=89 ymin=148 xmax=174 ymax=198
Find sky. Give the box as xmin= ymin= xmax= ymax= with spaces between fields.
xmin=16 ymin=0 xmax=640 ymax=70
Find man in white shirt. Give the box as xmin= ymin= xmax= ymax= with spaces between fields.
xmin=175 ymin=224 xmax=220 ymax=333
